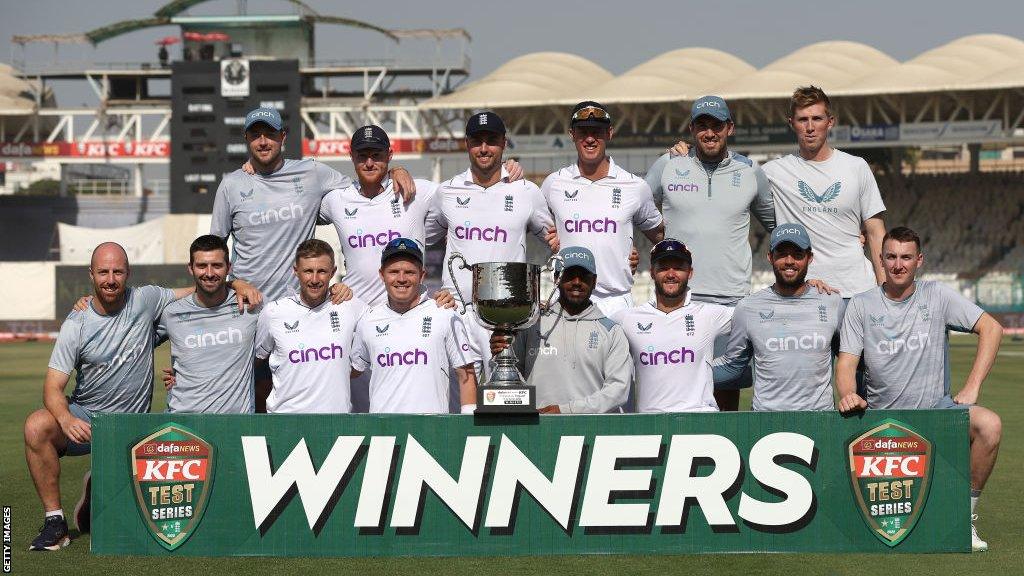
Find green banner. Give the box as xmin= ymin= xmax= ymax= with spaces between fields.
xmin=91 ymin=411 xmax=969 ymax=556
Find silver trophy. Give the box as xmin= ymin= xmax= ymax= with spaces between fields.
xmin=448 ymin=254 xmax=560 ymax=413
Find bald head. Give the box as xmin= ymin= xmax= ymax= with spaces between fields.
xmin=90 ymin=242 xmax=129 ymax=271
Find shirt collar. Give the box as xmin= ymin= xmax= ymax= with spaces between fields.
xmin=459 ymin=166 xmax=510 ymax=187
xmin=568 ymin=156 xmax=620 ymax=180
xmin=646 ymin=289 xmax=693 ymax=313
xmin=355 ymin=176 xmax=393 ymax=201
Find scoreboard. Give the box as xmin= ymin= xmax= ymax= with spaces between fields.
xmin=169 ymin=59 xmax=301 ymax=213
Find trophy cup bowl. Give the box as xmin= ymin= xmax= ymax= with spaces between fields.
xmin=448 ymin=254 xmax=560 ymax=414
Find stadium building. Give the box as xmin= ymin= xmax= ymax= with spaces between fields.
xmin=0 ymin=1 xmax=1022 ymax=335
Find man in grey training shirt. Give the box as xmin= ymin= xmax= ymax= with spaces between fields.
xmin=712 ymin=223 xmax=843 ymax=411
xmin=649 ymin=96 xmax=775 ymax=412
xmin=23 ymin=243 xmax=188 ymax=550
xmin=489 ymin=246 xmax=632 ymax=413
xmin=158 ymin=235 xmax=259 ymax=414
xmin=837 ymin=226 xmax=1003 ymax=552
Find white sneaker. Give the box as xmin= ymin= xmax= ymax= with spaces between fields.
xmin=971 ymin=514 xmax=988 ymax=552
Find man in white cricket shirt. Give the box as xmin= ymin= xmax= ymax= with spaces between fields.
xmin=612 ymin=239 xmax=732 ymax=412
xmin=426 ymin=111 xmax=558 ymax=380
xmin=255 ymin=239 xmax=367 ymax=413
xmin=351 ymin=238 xmax=479 ymax=413
xmin=541 ymin=101 xmax=664 ymax=316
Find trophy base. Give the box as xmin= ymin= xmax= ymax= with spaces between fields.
xmin=475 ymin=385 xmax=537 ymax=414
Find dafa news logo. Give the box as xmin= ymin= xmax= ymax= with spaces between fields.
xmin=847 ymin=418 xmax=933 ymax=547
xmin=130 ymin=424 xmax=216 ymax=551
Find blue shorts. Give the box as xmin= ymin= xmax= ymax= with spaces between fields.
xmin=60 ymin=402 xmax=92 ymax=457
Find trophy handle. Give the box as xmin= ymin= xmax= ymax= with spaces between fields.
xmin=446 ymin=252 xmax=470 ymax=315
xmin=542 ymin=253 xmax=563 ymax=310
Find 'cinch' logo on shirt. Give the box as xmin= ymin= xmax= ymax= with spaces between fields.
xmin=347 ymin=229 xmax=400 ymax=249
xmin=564 ymin=216 xmax=617 ymax=234
xmin=455 ymin=223 xmax=508 ymax=242
xmin=248 ymin=203 xmax=305 ymax=226
xmin=639 ymin=346 xmax=695 ymax=365
xmin=377 ymin=347 xmax=429 ymax=367
xmin=288 ymin=343 xmax=344 ymax=363
xmin=185 ymin=328 xmax=243 ymax=349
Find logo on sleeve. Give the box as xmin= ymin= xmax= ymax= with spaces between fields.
xmin=131 ymin=424 xmax=215 ymax=551
xmin=848 ymin=419 xmax=933 ymax=547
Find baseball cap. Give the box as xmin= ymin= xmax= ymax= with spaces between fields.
xmin=244 ymin=107 xmax=283 ymax=132
xmin=351 ymin=124 xmax=390 ymax=151
xmin=570 ymin=101 xmax=612 ymax=129
xmin=650 ymin=238 xmax=693 ymax=266
xmin=769 ymin=223 xmax=813 ymax=251
xmin=380 ymin=237 xmax=424 ymax=265
xmin=465 ymin=111 xmax=506 ymax=137
xmin=690 ymin=96 xmax=731 ymax=123
xmin=557 ymin=246 xmax=597 ymax=275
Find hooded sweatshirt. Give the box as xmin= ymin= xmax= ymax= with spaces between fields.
xmin=512 ymin=301 xmax=632 ymax=413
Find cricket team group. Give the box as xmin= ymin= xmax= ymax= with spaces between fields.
xmin=24 ymin=86 xmax=1003 ymax=552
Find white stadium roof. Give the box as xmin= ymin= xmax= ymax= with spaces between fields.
xmin=420 ymin=34 xmax=1024 ymax=110
xmin=421 ymin=52 xmax=612 ymax=110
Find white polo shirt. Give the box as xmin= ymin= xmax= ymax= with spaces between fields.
xmin=320 ymin=178 xmax=439 ymax=306
xmin=426 ymin=167 xmax=554 ymax=302
xmin=541 ymin=158 xmax=663 ymax=298
xmin=763 ymin=149 xmax=886 ymax=296
xmin=255 ymin=293 xmax=368 ymax=413
xmin=612 ymin=292 xmax=732 ymax=413
xmin=351 ymin=295 xmax=479 ymax=413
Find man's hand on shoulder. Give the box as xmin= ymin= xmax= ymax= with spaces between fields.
xmin=432 ymin=289 xmax=457 ymax=309
xmin=504 ymin=159 xmax=524 ymax=182
xmin=229 ymin=279 xmax=263 ymax=312
xmin=389 ymin=167 xmax=416 ymax=203
xmin=807 ymin=278 xmax=839 ymax=295
xmin=242 ymin=159 xmax=255 ymax=175
xmin=72 ymin=295 xmax=92 ymax=312
xmin=329 ymin=283 xmax=353 ymax=304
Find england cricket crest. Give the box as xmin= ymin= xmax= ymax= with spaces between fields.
xmin=847 ymin=418 xmax=933 ymax=547
xmin=131 ymin=423 xmax=216 ymax=551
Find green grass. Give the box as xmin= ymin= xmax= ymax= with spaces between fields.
xmin=2 ymin=337 xmax=1022 ymax=575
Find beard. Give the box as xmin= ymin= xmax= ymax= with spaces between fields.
xmin=774 ymin=266 xmax=808 ymax=290
xmin=654 ymin=279 xmax=688 ymax=299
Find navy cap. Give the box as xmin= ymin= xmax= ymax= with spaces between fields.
xmin=570 ymin=101 xmax=612 ymax=129
xmin=650 ymin=238 xmax=693 ymax=266
xmin=351 ymin=124 xmax=390 ymax=151
xmin=769 ymin=223 xmax=813 ymax=251
xmin=557 ymin=246 xmax=597 ymax=275
xmin=690 ymin=95 xmax=731 ymax=123
xmin=465 ymin=111 xmax=506 ymax=137
xmin=244 ymin=107 xmax=283 ymax=132
xmin=380 ymin=237 xmax=424 ymax=265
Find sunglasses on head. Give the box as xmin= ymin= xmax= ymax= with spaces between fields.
xmin=572 ymin=106 xmax=611 ymax=122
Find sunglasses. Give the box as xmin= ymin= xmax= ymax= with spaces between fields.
xmin=572 ymin=106 xmax=612 ymax=123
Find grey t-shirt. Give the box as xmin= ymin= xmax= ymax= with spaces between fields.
xmin=646 ymin=151 xmax=775 ymax=303
xmin=839 ymin=281 xmax=984 ymax=409
xmin=210 ymin=158 xmax=351 ymax=301
xmin=156 ymin=289 xmax=259 ymax=414
xmin=48 ymin=285 xmax=176 ymax=415
xmin=712 ymin=286 xmax=845 ymax=411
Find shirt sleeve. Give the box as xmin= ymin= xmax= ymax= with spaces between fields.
xmin=714 ymin=305 xmax=733 ymax=337
xmin=526 ymin=183 xmax=555 ymax=241
xmin=424 ymin=187 xmax=449 ymax=246
xmin=47 ymin=313 xmax=83 ymax=375
xmin=645 ymin=153 xmax=669 ymax=206
xmin=313 ymin=160 xmax=352 ymax=197
xmin=858 ymin=159 xmax=886 ymax=220
xmin=445 ymin=313 xmax=480 ymax=368
xmin=838 ymin=297 xmax=866 ymax=356
xmin=632 ymin=181 xmax=664 ymax=231
xmin=319 ymin=189 xmax=338 ymax=224
xmin=138 ymin=285 xmax=177 ymax=321
xmin=254 ymin=306 xmax=274 ymax=360
xmin=938 ymin=283 xmax=985 ymax=333
xmin=562 ymin=325 xmax=632 ymax=414
xmin=349 ymin=324 xmax=369 ymax=372
xmin=750 ymin=166 xmax=776 ymax=232
xmin=711 ymin=306 xmax=752 ymax=384
xmin=210 ymin=178 xmax=234 ymax=238
xmin=155 ymin=309 xmax=170 ymax=345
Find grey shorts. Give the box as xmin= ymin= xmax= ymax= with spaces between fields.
xmin=60 ymin=402 xmax=92 ymax=457
xmin=934 ymin=395 xmax=970 ymax=410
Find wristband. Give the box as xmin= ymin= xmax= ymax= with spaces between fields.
xmin=460 ymin=404 xmax=476 ymax=414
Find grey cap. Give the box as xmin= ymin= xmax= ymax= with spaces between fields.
xmin=690 ymin=95 xmax=731 ymax=123
xmin=769 ymin=223 xmax=813 ymax=251
xmin=557 ymin=246 xmax=597 ymax=275
xmin=244 ymin=107 xmax=283 ymax=132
